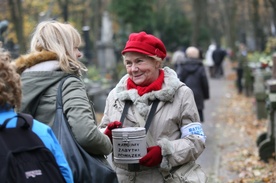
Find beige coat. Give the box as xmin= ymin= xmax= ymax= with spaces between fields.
xmin=99 ymin=67 xmax=205 ymax=183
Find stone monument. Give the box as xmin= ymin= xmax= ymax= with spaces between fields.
xmin=90 ymin=11 xmax=116 ymax=112
xmin=97 ymin=11 xmax=116 ymax=80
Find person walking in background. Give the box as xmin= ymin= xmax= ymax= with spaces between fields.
xmin=177 ymin=46 xmax=210 ymax=122
xmin=99 ymin=32 xmax=207 ymax=182
xmin=13 ymin=21 xmax=112 ymax=156
xmin=0 ymin=46 xmax=73 ymax=183
xmin=212 ymin=44 xmax=227 ymax=78
xmin=236 ymin=43 xmax=248 ymax=94
xmin=171 ymin=46 xmax=186 ymax=70
xmin=205 ymin=43 xmax=216 ymax=78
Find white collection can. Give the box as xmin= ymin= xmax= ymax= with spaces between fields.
xmin=112 ymin=127 xmax=147 ymax=164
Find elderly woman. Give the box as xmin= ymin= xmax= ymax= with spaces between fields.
xmin=99 ymin=32 xmax=207 ymax=183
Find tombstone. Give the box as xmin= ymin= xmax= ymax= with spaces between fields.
xmin=96 ymin=11 xmax=116 ymax=80
xmin=0 ymin=20 xmax=9 ymax=43
xmin=82 ymin=26 xmax=92 ymax=65
xmin=257 ymin=53 xmax=276 ymax=162
xmin=89 ymin=11 xmax=116 ymax=112
xmin=254 ymin=68 xmax=268 ymax=120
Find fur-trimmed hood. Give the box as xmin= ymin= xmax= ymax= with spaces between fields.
xmin=114 ymin=66 xmax=184 ymax=117
xmin=13 ymin=51 xmax=58 ymax=74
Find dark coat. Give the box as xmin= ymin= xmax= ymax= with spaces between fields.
xmin=212 ymin=48 xmax=227 ymax=66
xmin=177 ymin=58 xmax=210 ymax=110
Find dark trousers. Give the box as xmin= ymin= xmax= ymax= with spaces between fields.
xmin=214 ymin=64 xmax=224 ymax=78
xmin=236 ymin=68 xmax=243 ymax=94
xmin=209 ymin=66 xmax=215 ymax=78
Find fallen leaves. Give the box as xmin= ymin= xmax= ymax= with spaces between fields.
xmin=217 ymin=83 xmax=276 ymax=183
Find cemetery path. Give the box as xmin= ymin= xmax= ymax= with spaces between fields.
xmin=197 ymin=59 xmax=275 ymax=183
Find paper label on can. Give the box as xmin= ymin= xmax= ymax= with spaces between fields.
xmin=113 ymin=136 xmax=146 ymax=163
xmin=116 ymin=141 xmax=144 ymax=158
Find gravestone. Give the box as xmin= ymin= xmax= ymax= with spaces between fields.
xmin=257 ymin=53 xmax=276 ymax=162
xmin=91 ymin=11 xmax=116 ymax=112
xmin=97 ymin=11 xmax=116 ymax=79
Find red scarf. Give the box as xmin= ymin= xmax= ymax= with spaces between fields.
xmin=127 ymin=70 xmax=164 ymax=96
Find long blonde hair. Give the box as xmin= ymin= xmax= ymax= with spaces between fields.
xmin=30 ymin=20 xmax=87 ymax=75
xmin=0 ymin=46 xmax=22 ymax=110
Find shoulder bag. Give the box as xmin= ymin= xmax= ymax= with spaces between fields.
xmin=52 ymin=75 xmax=118 ymax=183
xmin=161 ymin=161 xmax=208 ymax=183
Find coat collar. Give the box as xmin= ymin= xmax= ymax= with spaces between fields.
xmin=115 ymin=67 xmax=184 ymax=117
xmin=116 ymin=67 xmax=182 ymax=102
xmin=14 ymin=50 xmax=58 ymax=74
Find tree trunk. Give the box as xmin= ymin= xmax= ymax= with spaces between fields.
xmin=268 ymin=0 xmax=276 ymax=35
xmin=57 ymin=0 xmax=69 ymax=22
xmin=8 ymin=0 xmax=26 ymax=54
xmin=191 ymin=0 xmax=205 ymax=46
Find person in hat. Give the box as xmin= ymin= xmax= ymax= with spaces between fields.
xmin=13 ymin=21 xmax=112 ymax=156
xmin=99 ymin=32 xmax=206 ymax=182
xmin=176 ymin=46 xmax=210 ymax=122
xmin=0 ymin=46 xmax=73 ymax=183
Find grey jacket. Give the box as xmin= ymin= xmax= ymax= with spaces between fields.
xmin=99 ymin=67 xmax=206 ymax=182
xmin=15 ymin=51 xmax=112 ymax=155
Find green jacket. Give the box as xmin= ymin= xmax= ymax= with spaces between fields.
xmin=15 ymin=51 xmax=112 ymax=155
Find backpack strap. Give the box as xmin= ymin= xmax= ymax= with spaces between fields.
xmin=0 ymin=113 xmax=33 ymax=130
xmin=17 ymin=113 xmax=33 ymax=128
xmin=0 ymin=113 xmax=45 ymax=151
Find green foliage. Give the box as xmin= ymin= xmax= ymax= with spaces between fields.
xmin=264 ymin=37 xmax=276 ymax=54
xmin=86 ymin=63 xmax=127 ymax=84
xmin=86 ymin=65 xmax=101 ymax=81
xmin=247 ymin=51 xmax=272 ymax=67
xmin=109 ymin=0 xmax=154 ymax=32
xmin=109 ymin=0 xmax=193 ymax=52
xmin=198 ymin=26 xmax=212 ymax=49
xmin=158 ymin=10 xmax=191 ymax=51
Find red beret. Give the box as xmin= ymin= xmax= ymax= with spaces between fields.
xmin=121 ymin=31 xmax=167 ymax=60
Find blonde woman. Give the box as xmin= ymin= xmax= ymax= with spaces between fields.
xmin=14 ymin=21 xmax=112 ymax=156
xmin=0 ymin=46 xmax=73 ymax=183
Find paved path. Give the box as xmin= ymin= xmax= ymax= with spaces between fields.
xmin=197 ymin=60 xmax=235 ymax=183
